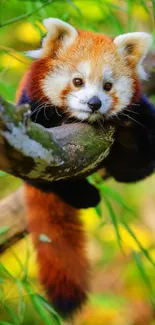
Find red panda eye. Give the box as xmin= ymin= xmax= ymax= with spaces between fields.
xmin=73 ymin=78 xmax=84 ymax=87
xmin=104 ymin=82 xmax=113 ymax=91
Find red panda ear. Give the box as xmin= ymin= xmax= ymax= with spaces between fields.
xmin=114 ymin=32 xmax=152 ymax=79
xmin=27 ymin=18 xmax=78 ymax=59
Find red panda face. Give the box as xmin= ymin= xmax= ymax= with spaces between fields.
xmin=27 ymin=19 xmax=152 ymax=122
xmin=42 ymin=55 xmax=133 ymax=122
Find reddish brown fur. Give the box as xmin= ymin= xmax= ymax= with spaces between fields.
xmin=60 ymin=83 xmax=72 ymax=107
xmin=15 ymin=70 xmax=30 ymax=102
xmin=16 ymin=59 xmax=52 ymax=104
xmin=109 ymin=92 xmax=119 ymax=113
xmin=132 ymin=75 xmax=141 ymax=102
xmin=27 ymin=58 xmax=53 ymax=102
xmin=25 ymin=184 xmax=89 ymax=317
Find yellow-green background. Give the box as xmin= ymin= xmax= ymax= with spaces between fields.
xmin=0 ymin=1 xmax=155 ymax=324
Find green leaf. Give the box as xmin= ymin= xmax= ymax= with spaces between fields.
xmin=66 ymin=0 xmax=83 ymax=16
xmin=95 ymin=204 xmax=102 ymax=218
xmin=122 ymin=222 xmax=155 ymax=267
xmin=99 ymin=184 xmax=136 ymax=216
xmin=0 ymin=226 xmax=10 ymax=237
xmin=88 ymin=173 xmax=136 ymax=216
xmin=103 ymin=195 xmax=122 ymax=250
xmin=24 ymin=282 xmax=61 ymax=325
xmin=3 ymin=305 xmax=21 ymax=325
xmin=37 ymin=295 xmax=62 ymax=325
xmin=133 ymin=251 xmax=153 ymax=293
xmin=138 ymin=0 xmax=150 ymax=13
xmin=0 ymin=171 xmax=7 ymax=177
xmin=16 ymin=280 xmax=26 ymax=323
xmin=8 ymin=247 xmax=24 ymax=273
xmin=0 ymin=263 xmax=15 ymax=280
xmin=152 ymin=0 xmax=155 ymax=24
xmin=133 ymin=251 xmax=155 ymax=306
xmin=0 ymin=322 xmax=14 ymax=325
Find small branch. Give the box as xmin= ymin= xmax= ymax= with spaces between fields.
xmin=0 ymin=0 xmax=53 ymax=28
xmin=0 ymin=95 xmax=114 ymax=182
xmin=0 ymin=187 xmax=26 ymax=251
xmin=0 ymin=46 xmax=30 ymax=65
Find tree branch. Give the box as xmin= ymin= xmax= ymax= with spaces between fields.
xmin=0 ymin=95 xmax=114 ymax=181
xmin=0 ymin=0 xmax=53 ymax=28
xmin=0 ymin=187 xmax=26 ymax=251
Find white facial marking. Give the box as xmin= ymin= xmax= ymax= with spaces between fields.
xmin=42 ymin=66 xmax=70 ymax=106
xmin=113 ymin=76 xmax=133 ymax=113
xmin=77 ymin=61 xmax=91 ymax=78
xmin=67 ymin=82 xmax=113 ymax=119
xmin=68 ymin=65 xmax=115 ymax=119
xmin=103 ymin=67 xmax=113 ymax=82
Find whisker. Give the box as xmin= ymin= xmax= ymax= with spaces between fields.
xmin=69 ymin=94 xmax=79 ymax=99
xmin=29 ymin=106 xmax=42 ymax=118
xmin=70 ymin=117 xmax=79 ymax=123
xmin=97 ymin=119 xmax=105 ymax=131
xmin=120 ymin=112 xmax=145 ymax=128
xmin=112 ymin=112 xmax=120 ymax=121
xmin=55 ymin=106 xmax=62 ymax=117
xmin=34 ymin=108 xmax=42 ymax=122
xmin=130 ymin=103 xmax=140 ymax=107
xmin=44 ymin=105 xmax=50 ymax=121
xmin=124 ymin=108 xmax=140 ymax=115
xmin=29 ymin=100 xmax=51 ymax=119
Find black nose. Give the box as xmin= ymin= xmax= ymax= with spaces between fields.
xmin=88 ymin=96 xmax=102 ymax=112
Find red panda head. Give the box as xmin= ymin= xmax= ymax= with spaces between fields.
xmin=27 ymin=18 xmax=152 ymax=122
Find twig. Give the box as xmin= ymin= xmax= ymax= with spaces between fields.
xmin=0 ymin=0 xmax=53 ymax=28
xmin=0 ymin=46 xmax=30 ymax=65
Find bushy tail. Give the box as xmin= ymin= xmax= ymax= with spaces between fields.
xmin=25 ymin=184 xmax=89 ymax=318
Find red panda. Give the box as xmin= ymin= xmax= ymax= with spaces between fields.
xmin=16 ymin=18 xmax=152 ymax=318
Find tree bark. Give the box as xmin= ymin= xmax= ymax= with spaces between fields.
xmin=0 ymin=96 xmax=114 ymax=181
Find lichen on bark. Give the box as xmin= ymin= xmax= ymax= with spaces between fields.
xmin=0 ymin=95 xmax=115 ymax=181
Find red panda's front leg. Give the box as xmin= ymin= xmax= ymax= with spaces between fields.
xmin=25 ymin=183 xmax=90 ymax=318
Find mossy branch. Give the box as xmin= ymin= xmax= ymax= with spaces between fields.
xmin=0 ymin=95 xmax=114 ymax=182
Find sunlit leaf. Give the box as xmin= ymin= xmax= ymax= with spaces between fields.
xmin=0 ymin=227 xmax=9 ymax=237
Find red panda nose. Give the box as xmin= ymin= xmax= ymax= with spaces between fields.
xmin=88 ymin=96 xmax=102 ymax=112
